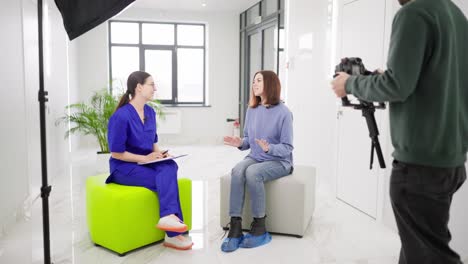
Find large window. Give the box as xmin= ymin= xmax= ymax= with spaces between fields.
xmin=109 ymin=21 xmax=207 ymax=105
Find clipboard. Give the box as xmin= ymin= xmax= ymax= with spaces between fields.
xmin=137 ymin=154 xmax=188 ymax=165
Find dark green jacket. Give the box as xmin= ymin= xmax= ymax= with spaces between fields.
xmin=345 ymin=0 xmax=467 ymax=167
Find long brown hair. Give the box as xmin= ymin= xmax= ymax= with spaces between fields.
xmin=248 ymin=70 xmax=281 ymax=108
xmin=115 ymin=71 xmax=151 ymax=111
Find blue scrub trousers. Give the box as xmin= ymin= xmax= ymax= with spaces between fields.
xmin=106 ymin=160 xmax=183 ymax=237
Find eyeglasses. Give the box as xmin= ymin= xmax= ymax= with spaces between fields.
xmin=144 ymin=83 xmax=156 ymax=88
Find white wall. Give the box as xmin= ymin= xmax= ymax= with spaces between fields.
xmin=43 ymin=0 xmax=73 ymax=174
xmin=22 ymin=0 xmax=41 ymax=207
xmin=21 ymin=0 xmax=72 ymax=194
xmin=76 ymin=7 xmax=239 ymax=147
xmin=453 ymin=0 xmax=467 ymax=14
xmin=68 ymin=36 xmax=80 ymax=153
xmin=0 ymin=0 xmax=30 ymax=236
xmin=285 ymin=0 xmax=338 ymax=191
xmin=0 ymin=0 xmax=75 ymax=237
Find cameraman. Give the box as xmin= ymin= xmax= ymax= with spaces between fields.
xmin=331 ymin=0 xmax=467 ymax=263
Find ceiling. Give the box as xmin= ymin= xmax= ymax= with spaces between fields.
xmin=132 ymin=0 xmax=259 ymax=12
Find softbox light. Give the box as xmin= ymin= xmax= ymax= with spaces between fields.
xmin=54 ymin=0 xmax=135 ymax=40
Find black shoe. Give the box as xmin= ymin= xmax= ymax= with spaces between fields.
xmin=239 ymin=216 xmax=271 ymax=248
xmin=227 ymin=217 xmax=243 ymax=238
xmin=249 ymin=216 xmax=267 ymax=236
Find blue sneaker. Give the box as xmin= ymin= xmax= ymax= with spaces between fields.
xmin=239 ymin=232 xmax=272 ymax=248
xmin=221 ymin=236 xmax=244 ymax=252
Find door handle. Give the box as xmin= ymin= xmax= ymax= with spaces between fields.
xmin=337 ymin=110 xmax=343 ymax=119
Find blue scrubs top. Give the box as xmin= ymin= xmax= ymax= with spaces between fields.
xmin=107 ymin=103 xmax=158 ymax=176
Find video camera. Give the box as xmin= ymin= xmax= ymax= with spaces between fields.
xmin=334 ymin=57 xmax=386 ymax=169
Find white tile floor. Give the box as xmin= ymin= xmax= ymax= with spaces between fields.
xmin=0 ymin=145 xmax=405 ymax=264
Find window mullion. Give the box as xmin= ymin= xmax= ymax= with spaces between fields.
xmin=174 ymin=24 xmax=178 ymax=104
xmin=173 ymin=47 xmax=178 ymax=104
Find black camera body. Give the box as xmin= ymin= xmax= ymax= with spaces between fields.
xmin=334 ymin=57 xmax=384 ymax=108
xmin=335 ymin=57 xmax=371 ymax=76
xmin=334 ymin=57 xmax=387 ymax=169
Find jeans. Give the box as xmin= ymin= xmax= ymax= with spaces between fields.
xmin=390 ymin=160 xmax=466 ymax=264
xmin=229 ymin=157 xmax=292 ymax=218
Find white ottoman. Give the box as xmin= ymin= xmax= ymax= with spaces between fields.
xmin=220 ymin=165 xmax=316 ymax=238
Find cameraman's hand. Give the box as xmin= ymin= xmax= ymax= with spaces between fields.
xmin=331 ymin=72 xmax=350 ymax=98
xmin=374 ymin=68 xmax=384 ymax=74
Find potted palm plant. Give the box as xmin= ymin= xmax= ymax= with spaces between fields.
xmin=56 ymin=88 xmax=165 ymax=155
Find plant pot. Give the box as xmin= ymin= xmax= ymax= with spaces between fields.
xmin=95 ymin=152 xmax=111 ymax=174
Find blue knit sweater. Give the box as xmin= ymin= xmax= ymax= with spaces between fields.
xmin=239 ymin=102 xmax=294 ymax=168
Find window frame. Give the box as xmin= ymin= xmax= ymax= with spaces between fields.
xmin=108 ymin=20 xmax=207 ymax=106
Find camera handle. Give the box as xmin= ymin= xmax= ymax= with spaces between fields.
xmin=341 ymin=96 xmax=352 ymax=106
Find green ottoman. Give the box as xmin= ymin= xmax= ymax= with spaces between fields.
xmin=86 ymin=174 xmax=192 ymax=255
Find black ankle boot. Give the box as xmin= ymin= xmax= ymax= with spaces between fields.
xmin=227 ymin=217 xmax=243 ymax=238
xmin=249 ymin=216 xmax=267 ymax=236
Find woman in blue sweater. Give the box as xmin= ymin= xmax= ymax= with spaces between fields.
xmin=221 ymin=70 xmax=294 ymax=252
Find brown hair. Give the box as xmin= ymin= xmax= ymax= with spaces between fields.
xmin=115 ymin=71 xmax=151 ymax=111
xmin=248 ymin=70 xmax=281 ymax=108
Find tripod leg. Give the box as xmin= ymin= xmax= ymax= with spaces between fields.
xmin=370 ymin=142 xmax=374 ymax=170
xmin=373 ymin=140 xmax=386 ymax=169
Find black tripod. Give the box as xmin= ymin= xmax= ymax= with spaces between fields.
xmin=335 ymin=57 xmax=387 ymax=169
xmin=345 ymin=99 xmax=386 ymax=169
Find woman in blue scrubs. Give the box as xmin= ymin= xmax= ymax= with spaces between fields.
xmin=106 ymin=71 xmax=192 ymax=250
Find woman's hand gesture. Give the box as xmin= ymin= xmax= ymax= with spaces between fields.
xmin=223 ymin=136 xmax=242 ymax=148
xmin=144 ymin=151 xmax=165 ymax=162
xmin=255 ymin=138 xmax=269 ymax=153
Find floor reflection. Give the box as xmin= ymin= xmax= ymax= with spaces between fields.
xmin=0 ymin=145 xmax=403 ymax=264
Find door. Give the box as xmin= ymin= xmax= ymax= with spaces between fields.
xmin=240 ymin=21 xmax=279 ymax=132
xmin=336 ymin=0 xmax=387 ymax=219
xmin=238 ymin=1 xmax=285 ymax=134
xmin=239 ymin=29 xmax=262 ymax=128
